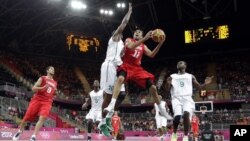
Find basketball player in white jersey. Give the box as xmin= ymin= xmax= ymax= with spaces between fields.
xmin=166 ymin=61 xmax=213 ymax=141
xmin=154 ymin=95 xmax=171 ymax=141
xmin=99 ymin=3 xmax=132 ymax=137
xmin=82 ymin=80 xmax=104 ymax=141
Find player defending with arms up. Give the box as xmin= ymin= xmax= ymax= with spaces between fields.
xmin=166 ymin=61 xmax=213 ymax=141
xmin=82 ymin=80 xmax=103 ymax=141
xmin=99 ymin=3 xmax=132 ymax=136
xmin=13 ymin=66 xmax=57 ymax=141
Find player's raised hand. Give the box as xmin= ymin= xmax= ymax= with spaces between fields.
xmin=144 ymin=30 xmax=153 ymax=40
xmin=128 ymin=3 xmax=132 ymax=12
xmin=205 ymin=76 xmax=214 ymax=85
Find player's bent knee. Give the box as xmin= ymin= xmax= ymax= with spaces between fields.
xmin=173 ymin=115 xmax=181 ymax=123
xmin=183 ymin=111 xmax=190 ymax=117
xmin=117 ymin=76 xmax=125 ymax=84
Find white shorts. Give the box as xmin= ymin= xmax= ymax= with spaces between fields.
xmin=85 ymin=109 xmax=102 ymax=122
xmin=155 ymin=115 xmax=167 ymax=128
xmin=171 ymin=95 xmax=195 ymax=120
xmin=100 ymin=61 xmax=125 ymax=94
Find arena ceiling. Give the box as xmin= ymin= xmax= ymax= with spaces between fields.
xmin=0 ymin=0 xmax=240 ymax=58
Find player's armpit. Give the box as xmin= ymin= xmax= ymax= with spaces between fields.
xmin=125 ymin=38 xmax=133 ymax=49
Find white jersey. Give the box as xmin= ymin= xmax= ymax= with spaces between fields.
xmin=154 ymin=101 xmax=166 ymax=117
xmin=170 ymin=73 xmax=193 ymax=97
xmin=89 ymin=89 xmax=103 ymax=111
xmin=104 ymin=38 xmax=124 ymax=66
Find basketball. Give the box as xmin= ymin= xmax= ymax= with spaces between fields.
xmin=152 ymin=29 xmax=165 ymax=42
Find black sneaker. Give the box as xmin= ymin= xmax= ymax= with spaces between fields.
xmin=87 ymin=136 xmax=91 ymax=141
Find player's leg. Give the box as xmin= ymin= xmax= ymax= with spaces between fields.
xmin=30 ymin=102 xmax=52 ymax=141
xmin=182 ymin=96 xmax=195 ymax=141
xmin=171 ymin=98 xmax=183 ymax=141
xmin=104 ymin=70 xmax=126 ymax=112
xmin=13 ymin=100 xmax=39 ymax=141
xmin=87 ymin=119 xmax=94 ymax=141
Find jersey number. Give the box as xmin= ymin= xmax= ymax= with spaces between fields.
xmin=180 ymin=81 xmax=184 ymax=87
xmin=46 ymin=87 xmax=52 ymax=94
xmin=132 ymin=50 xmax=140 ymax=58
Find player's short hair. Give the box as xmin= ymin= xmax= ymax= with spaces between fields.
xmin=46 ymin=66 xmax=54 ymax=71
xmin=133 ymin=28 xmax=144 ymax=35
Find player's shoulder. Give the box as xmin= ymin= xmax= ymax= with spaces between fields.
xmin=125 ymin=37 xmax=134 ymax=42
xmin=170 ymin=73 xmax=177 ymax=77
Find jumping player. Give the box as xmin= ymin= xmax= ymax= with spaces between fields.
xmin=13 ymin=66 xmax=57 ymax=141
xmin=82 ymin=80 xmax=103 ymax=141
xmin=166 ymin=61 xmax=213 ymax=141
xmin=99 ymin=3 xmax=132 ymax=136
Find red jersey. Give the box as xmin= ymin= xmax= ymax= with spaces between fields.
xmin=32 ymin=76 xmax=57 ymax=102
xmin=191 ymin=116 xmax=199 ymax=127
xmin=112 ymin=115 xmax=121 ymax=128
xmin=123 ymin=38 xmax=145 ymax=66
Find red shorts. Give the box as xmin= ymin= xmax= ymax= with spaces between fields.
xmin=23 ymin=99 xmax=52 ymax=121
xmin=118 ymin=63 xmax=154 ymax=88
xmin=192 ymin=126 xmax=199 ymax=135
xmin=113 ymin=127 xmax=120 ymax=133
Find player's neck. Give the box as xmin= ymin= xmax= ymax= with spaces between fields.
xmin=178 ymin=70 xmax=185 ymax=74
xmin=46 ymin=74 xmax=53 ymax=79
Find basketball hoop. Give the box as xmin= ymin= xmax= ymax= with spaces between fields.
xmin=200 ymin=106 xmax=207 ymax=114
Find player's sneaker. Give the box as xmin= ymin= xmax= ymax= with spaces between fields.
xmin=104 ymin=105 xmax=114 ymax=114
xmin=106 ymin=117 xmax=113 ymax=131
xmin=29 ymin=136 xmax=36 ymax=141
xmin=99 ymin=124 xmax=111 ymax=137
xmin=171 ymin=133 xmax=177 ymax=141
xmin=182 ymin=135 xmax=188 ymax=141
xmin=12 ymin=131 xmax=22 ymax=141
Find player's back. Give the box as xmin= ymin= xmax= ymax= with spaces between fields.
xmin=105 ymin=38 xmax=124 ymax=66
xmin=123 ymin=38 xmax=145 ymax=66
xmin=89 ymin=90 xmax=103 ymax=111
xmin=170 ymin=73 xmax=193 ymax=97
xmin=33 ymin=76 xmax=57 ymax=102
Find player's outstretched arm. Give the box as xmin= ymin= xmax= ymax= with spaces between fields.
xmin=32 ymin=77 xmax=47 ymax=92
xmin=112 ymin=3 xmax=132 ymax=42
xmin=126 ymin=30 xmax=152 ymax=50
xmin=192 ymin=75 xmax=214 ymax=90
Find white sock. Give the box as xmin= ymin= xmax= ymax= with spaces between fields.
xmin=88 ymin=133 xmax=91 ymax=137
xmin=18 ymin=129 xmax=22 ymax=133
xmin=102 ymin=118 xmax=106 ymax=124
xmin=110 ymin=98 xmax=117 ymax=108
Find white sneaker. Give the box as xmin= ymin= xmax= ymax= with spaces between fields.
xmin=12 ymin=132 xmax=22 ymax=141
xmin=29 ymin=135 xmax=36 ymax=141
xmin=104 ymin=105 xmax=114 ymax=113
xmin=182 ymin=135 xmax=188 ymax=141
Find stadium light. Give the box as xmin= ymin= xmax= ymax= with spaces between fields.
xmin=70 ymin=0 xmax=87 ymax=10
xmin=117 ymin=2 xmax=126 ymax=8
xmin=100 ymin=9 xmax=114 ymax=16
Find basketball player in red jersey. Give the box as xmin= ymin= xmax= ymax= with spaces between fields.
xmin=191 ymin=114 xmax=200 ymax=141
xmin=13 ymin=66 xmax=57 ymax=141
xmin=103 ymin=29 xmax=171 ymax=125
xmin=111 ymin=111 xmax=121 ymax=140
